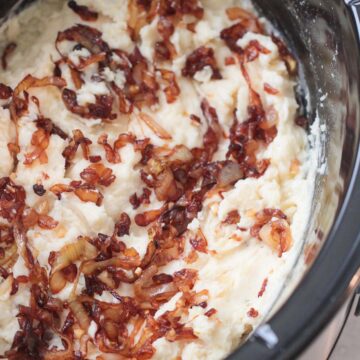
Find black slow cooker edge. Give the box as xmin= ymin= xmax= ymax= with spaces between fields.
xmin=229 ymin=1 xmax=360 ymax=359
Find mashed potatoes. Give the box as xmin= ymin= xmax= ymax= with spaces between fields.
xmin=0 ymin=1 xmax=314 ymax=359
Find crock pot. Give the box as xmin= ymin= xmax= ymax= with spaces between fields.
xmin=0 ymin=1 xmax=359 ymax=359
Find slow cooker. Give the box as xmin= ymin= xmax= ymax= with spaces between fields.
xmin=0 ymin=1 xmax=359 ymax=359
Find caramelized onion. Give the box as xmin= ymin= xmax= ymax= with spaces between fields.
xmin=139 ymin=113 xmax=172 ymax=140
xmin=135 ymin=206 xmax=166 ymax=227
xmin=69 ymin=300 xmax=91 ymax=331
xmin=52 ymin=237 xmax=97 ymax=273
xmin=13 ymin=75 xmax=66 ymax=97
xmin=1 ymin=42 xmax=16 ymax=70
xmin=0 ymin=83 xmax=13 ymax=99
xmin=259 ymin=218 xmax=292 ymax=256
xmin=182 ymin=46 xmax=222 ymax=80
xmin=80 ymin=163 xmax=116 ymax=187
xmin=68 ymin=1 xmax=98 ymax=22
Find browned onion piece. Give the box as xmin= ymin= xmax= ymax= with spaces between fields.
xmin=127 ymin=0 xmax=150 ymax=41
xmin=52 ymin=236 xmax=97 ymax=273
xmin=259 ymin=218 xmax=292 ymax=257
xmin=49 ymin=269 xmax=67 ymax=294
xmin=0 ymin=83 xmax=13 ymax=99
xmin=36 ymin=118 xmax=68 ymax=140
xmin=226 ymin=7 xmax=255 ymax=21
xmin=82 ymin=252 xmax=141 ymax=275
xmin=13 ymin=75 xmax=66 ymax=97
xmin=57 ymin=24 xmax=110 ymax=55
xmin=69 ymin=300 xmax=91 ymax=331
xmin=49 ymin=184 xmax=73 ymax=198
xmin=80 ymin=163 xmax=116 ymax=187
xmin=220 ymin=18 xmax=262 ymax=54
xmin=271 ymin=35 xmax=297 ymax=75
xmin=158 ymin=69 xmax=180 ymax=103
xmin=23 ymin=128 xmax=50 ymax=165
xmin=0 ymin=177 xmax=26 ymax=222
xmin=98 ymin=134 xmax=121 ymax=164
xmin=74 ymin=187 xmax=104 ymax=205
xmin=154 ymin=168 xmax=181 ymax=202
xmin=41 ymin=332 xmax=74 ymax=360
xmin=77 ymin=52 xmax=106 ymax=70
xmin=182 ymin=46 xmax=222 ymax=80
xmin=68 ymin=1 xmax=98 ymax=22
xmin=62 ymin=88 xmax=115 ymax=120
xmin=139 ymin=113 xmax=172 ymax=140
xmin=135 ymin=206 xmax=166 ymax=227
xmin=38 ymin=215 xmax=59 ymax=230
xmin=2 ymin=42 xmax=16 ymax=70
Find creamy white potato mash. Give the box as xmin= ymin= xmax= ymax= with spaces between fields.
xmin=0 ymin=0 xmax=315 ymax=359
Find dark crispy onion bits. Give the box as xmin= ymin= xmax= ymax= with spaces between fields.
xmin=205 ymin=308 xmax=217 ymax=317
xmin=271 ymin=35 xmax=297 ymax=75
xmin=127 ymin=0 xmax=151 ymax=41
xmin=33 ymin=184 xmax=46 ymax=196
xmin=258 ymin=277 xmax=268 ymax=297
xmin=1 ymin=42 xmax=16 ymax=70
xmin=35 ymin=117 xmax=68 ymax=140
xmin=264 ymin=82 xmax=279 ymax=95
xmin=182 ymin=46 xmax=222 ymax=80
xmin=62 ymin=129 xmax=92 ymax=163
xmin=190 ymin=230 xmax=208 ymax=253
xmin=80 ymin=163 xmax=116 ymax=187
xmin=154 ymin=40 xmax=176 ymax=62
xmin=129 ymin=188 xmax=151 ymax=209
xmin=56 ymin=24 xmax=110 ymax=55
xmin=0 ymin=178 xmax=26 ymax=222
xmin=115 ymin=212 xmax=131 ymax=237
xmin=134 ymin=265 xmax=178 ymax=303
xmin=244 ymin=40 xmax=271 ymax=62
xmin=223 ymin=209 xmax=241 ymax=225
xmin=127 ymin=47 xmax=159 ymax=109
xmin=154 ymin=167 xmax=182 ymax=202
xmin=200 ymin=99 xmax=223 ymax=160
xmin=5 ymin=284 xmax=72 ymax=360
xmin=220 ymin=22 xmax=248 ymax=53
xmin=97 ymin=134 xmax=121 ymax=163
xmin=190 ymin=114 xmax=201 ymax=124
xmin=295 ymin=115 xmax=309 ymax=130
xmin=227 ymin=63 xmax=277 ymax=178
xmin=62 ymin=88 xmax=115 ymax=120
xmin=220 ymin=17 xmax=262 ymax=53
xmin=68 ymin=1 xmax=98 ymax=22
xmin=247 ymin=307 xmax=259 ymax=318
xmin=158 ymin=69 xmax=180 ymax=103
xmin=225 ymin=56 xmax=236 ymax=66
xmin=250 ymin=208 xmax=287 ymax=238
xmin=157 ymin=16 xmax=175 ymax=39
xmin=0 ymin=83 xmax=13 ymax=99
